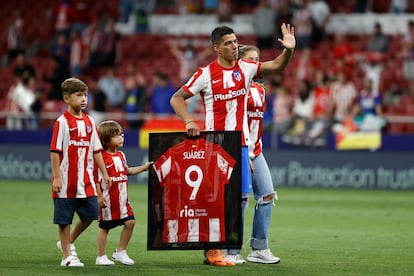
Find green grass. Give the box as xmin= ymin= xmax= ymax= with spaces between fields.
xmin=0 ymin=181 xmax=413 ymax=275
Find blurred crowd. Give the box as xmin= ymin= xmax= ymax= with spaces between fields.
xmin=2 ymin=0 xmax=414 ymax=147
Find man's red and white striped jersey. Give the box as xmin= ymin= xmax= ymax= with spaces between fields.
xmin=50 ymin=111 xmax=102 ymax=199
xmin=183 ymin=59 xmax=260 ymax=146
xmin=99 ymin=151 xmax=134 ymax=221
xmin=247 ymin=82 xmax=265 ymax=158
xmin=153 ymin=138 xmax=236 ymax=243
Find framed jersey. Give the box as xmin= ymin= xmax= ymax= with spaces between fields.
xmin=147 ymin=131 xmax=242 ymax=250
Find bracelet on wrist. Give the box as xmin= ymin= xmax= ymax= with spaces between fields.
xmin=185 ymin=120 xmax=194 ymax=125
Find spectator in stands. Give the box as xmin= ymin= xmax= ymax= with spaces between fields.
xmin=82 ymin=17 xmax=104 ymax=67
xmin=401 ymin=20 xmax=414 ymax=95
xmin=71 ymin=0 xmax=90 ymax=33
xmin=312 ymin=70 xmax=332 ymax=121
xmin=358 ymin=53 xmax=384 ymax=95
xmin=69 ymin=29 xmax=88 ymax=78
xmin=271 ymin=79 xmax=294 ymax=148
xmin=366 ymin=22 xmax=389 ymax=53
xmin=307 ymin=0 xmax=330 ymax=44
xmin=150 ymin=72 xmax=175 ymax=115
xmin=119 ymin=0 xmax=135 ymax=23
xmin=203 ymin=0 xmax=219 ymax=13
xmin=53 ymin=0 xmax=73 ymax=37
xmin=9 ymin=53 xmax=38 ymax=126
xmin=274 ymin=1 xmax=294 ymax=43
xmin=4 ymin=68 xmax=26 ymax=130
xmin=88 ymin=77 xmax=108 ymax=125
xmin=6 ymin=9 xmax=25 ymax=65
xmin=307 ymin=70 xmax=332 ymax=144
xmin=292 ymin=0 xmax=313 ymax=50
xmin=389 ymin=0 xmax=407 ymax=13
xmin=169 ymin=39 xmax=210 ymax=113
xmin=252 ymin=0 xmax=276 ymax=49
xmin=50 ymin=32 xmax=71 ymax=72
xmin=9 ymin=72 xmax=40 ymax=129
xmin=351 ymin=78 xmax=385 ymax=132
xmin=47 ymin=56 xmax=71 ymax=100
xmin=98 ymin=66 xmax=126 ymax=109
xmin=293 ymin=46 xmax=320 ymax=81
xmin=328 ymin=71 xmax=357 ymax=124
xmin=100 ymin=17 xmax=121 ymax=67
xmin=135 ymin=0 xmax=155 ymax=32
xmin=354 ymin=0 xmax=372 ymax=13
xmin=283 ymin=79 xmax=315 ymax=144
xmin=13 ymin=52 xmax=36 ymax=79
xmin=122 ymin=63 xmax=147 ymax=128
xmin=169 ymin=39 xmax=211 ymax=85
xmin=332 ymin=33 xmax=354 ymax=61
xmin=332 ymin=33 xmax=355 ymax=78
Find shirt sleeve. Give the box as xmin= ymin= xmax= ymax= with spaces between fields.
xmin=183 ymin=67 xmax=209 ymax=96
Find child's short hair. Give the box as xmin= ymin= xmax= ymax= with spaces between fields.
xmin=97 ymin=120 xmax=123 ymax=149
xmin=61 ymin=77 xmax=88 ymax=96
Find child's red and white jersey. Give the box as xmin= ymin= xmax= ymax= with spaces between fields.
xmin=153 ymin=138 xmax=236 ymax=243
xmin=247 ymin=82 xmax=265 ymax=158
xmin=99 ymin=151 xmax=134 ymax=221
xmin=50 ymin=111 xmax=102 ymax=198
xmin=183 ymin=59 xmax=260 ymax=146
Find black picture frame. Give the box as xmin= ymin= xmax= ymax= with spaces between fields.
xmin=147 ymin=131 xmax=242 ymax=250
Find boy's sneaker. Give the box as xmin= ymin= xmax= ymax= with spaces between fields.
xmin=203 ymin=249 xmax=235 ymax=266
xmin=57 ymin=241 xmax=78 ymax=257
xmin=60 ymin=255 xmax=84 ymax=267
xmin=96 ymin=255 xmax=115 ymax=265
xmin=112 ymin=250 xmax=135 ymax=265
xmin=246 ymin=249 xmax=280 ymax=264
xmin=224 ymin=254 xmax=246 ymax=264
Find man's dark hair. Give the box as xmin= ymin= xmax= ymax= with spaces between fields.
xmin=211 ymin=26 xmax=235 ymax=45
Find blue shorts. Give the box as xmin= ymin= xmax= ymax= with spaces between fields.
xmin=53 ymin=197 xmax=99 ymax=225
xmin=241 ymin=146 xmax=252 ymax=194
xmin=99 ymin=216 xmax=135 ymax=230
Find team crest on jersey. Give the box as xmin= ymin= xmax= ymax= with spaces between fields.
xmin=86 ymin=126 xmax=92 ymax=134
xmin=233 ymin=70 xmax=242 ymax=82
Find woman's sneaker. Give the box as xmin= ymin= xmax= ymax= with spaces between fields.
xmin=60 ymin=255 xmax=84 ymax=267
xmin=111 ymin=250 xmax=135 ymax=265
xmin=56 ymin=241 xmax=78 ymax=257
xmin=96 ymin=255 xmax=115 ymax=265
xmin=246 ymin=249 xmax=280 ymax=264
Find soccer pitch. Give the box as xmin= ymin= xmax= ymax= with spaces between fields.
xmin=0 ymin=181 xmax=413 ymax=275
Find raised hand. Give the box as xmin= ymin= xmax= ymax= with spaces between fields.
xmin=277 ymin=23 xmax=296 ymax=50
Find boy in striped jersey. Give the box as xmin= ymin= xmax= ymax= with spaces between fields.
xmin=95 ymin=120 xmax=153 ymax=266
xmin=50 ymin=77 xmax=111 ymax=267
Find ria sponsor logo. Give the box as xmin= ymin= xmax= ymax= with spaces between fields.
xmin=213 ymin=88 xmax=246 ymax=101
xmin=180 ymin=205 xmax=195 ymax=217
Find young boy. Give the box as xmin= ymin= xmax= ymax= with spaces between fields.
xmin=50 ymin=77 xmax=111 ymax=267
xmin=95 ymin=120 xmax=153 ymax=266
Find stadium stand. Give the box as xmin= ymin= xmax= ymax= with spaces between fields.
xmin=1 ymin=0 xmax=414 ymax=134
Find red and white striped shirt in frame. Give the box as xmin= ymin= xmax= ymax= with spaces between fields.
xmin=50 ymin=111 xmax=103 ymax=199
xmin=153 ymin=138 xmax=236 ymax=243
xmin=183 ymin=59 xmax=260 ymax=146
xmin=99 ymin=151 xmax=134 ymax=221
xmin=329 ymin=80 xmax=357 ymax=122
xmin=247 ymin=82 xmax=265 ymax=158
